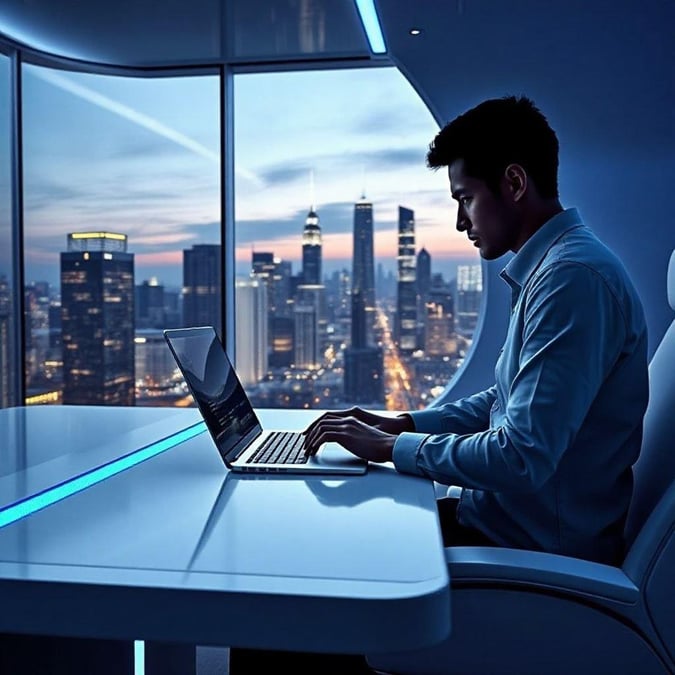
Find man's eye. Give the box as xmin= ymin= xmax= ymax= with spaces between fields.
xmin=460 ymin=196 xmax=471 ymax=206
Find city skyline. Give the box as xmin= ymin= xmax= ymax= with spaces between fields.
xmin=19 ymin=64 xmax=478 ymax=289
xmin=23 ymin=206 xmax=482 ymax=411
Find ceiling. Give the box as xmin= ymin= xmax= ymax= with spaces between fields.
xmin=0 ymin=0 xmax=672 ymax=154
xmin=0 ymin=0 xmax=376 ymax=68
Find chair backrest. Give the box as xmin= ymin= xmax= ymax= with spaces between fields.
xmin=623 ymin=249 xmax=675 ymax=556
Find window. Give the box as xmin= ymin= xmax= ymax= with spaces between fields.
xmin=22 ymin=66 xmax=220 ymax=406
xmin=14 ymin=61 xmax=483 ymax=412
xmin=234 ymin=67 xmax=482 ymax=411
xmin=0 ymin=52 xmax=16 ymax=408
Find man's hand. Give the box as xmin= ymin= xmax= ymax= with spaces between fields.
xmin=302 ymin=407 xmax=413 ymax=463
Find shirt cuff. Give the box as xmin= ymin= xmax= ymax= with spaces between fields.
xmin=392 ymin=431 xmax=429 ymax=476
xmin=408 ymin=408 xmax=447 ymax=434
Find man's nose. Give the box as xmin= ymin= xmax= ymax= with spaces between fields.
xmin=456 ymin=210 xmax=468 ymax=232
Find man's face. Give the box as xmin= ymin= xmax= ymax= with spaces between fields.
xmin=448 ymin=158 xmax=521 ymax=260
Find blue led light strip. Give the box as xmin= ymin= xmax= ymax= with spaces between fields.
xmin=134 ymin=640 xmax=145 ymax=675
xmin=0 ymin=422 xmax=207 ymax=529
xmin=354 ymin=0 xmax=387 ymax=54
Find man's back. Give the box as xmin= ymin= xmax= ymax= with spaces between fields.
xmin=459 ymin=210 xmax=649 ymax=563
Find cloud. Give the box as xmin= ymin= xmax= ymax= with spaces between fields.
xmin=252 ymin=146 xmax=429 ymax=193
xmin=23 ymin=181 xmax=87 ymax=210
xmin=258 ymin=164 xmax=315 ymax=186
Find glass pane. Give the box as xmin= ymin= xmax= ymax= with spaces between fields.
xmin=0 ymin=53 xmax=17 ymax=408
xmin=22 ymin=65 xmax=220 ymax=407
xmin=234 ymin=67 xmax=482 ymax=411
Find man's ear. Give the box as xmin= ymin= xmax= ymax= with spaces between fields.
xmin=503 ymin=163 xmax=527 ymax=202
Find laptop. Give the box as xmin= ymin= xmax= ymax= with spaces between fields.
xmin=164 ymin=326 xmax=367 ymax=475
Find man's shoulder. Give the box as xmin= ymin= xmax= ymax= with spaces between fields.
xmin=538 ymin=227 xmax=629 ymax=288
xmin=533 ymin=227 xmax=645 ymax=325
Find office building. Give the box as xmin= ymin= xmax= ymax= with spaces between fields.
xmin=235 ymin=277 xmax=268 ymax=386
xmin=252 ymin=250 xmax=275 ymax=279
xmin=352 ymin=196 xmax=375 ymax=310
xmin=456 ymin=264 xmax=482 ymax=337
xmin=301 ymin=206 xmax=322 ymax=286
xmin=344 ymin=289 xmax=384 ymax=404
xmin=293 ymin=303 xmax=319 ymax=369
xmin=252 ymin=251 xmax=294 ymax=362
xmin=134 ymin=329 xmax=178 ymax=403
xmin=298 ymin=206 xmax=325 ymax=356
xmin=352 ymin=195 xmax=376 ymax=346
xmin=396 ymin=206 xmax=418 ymax=354
xmin=135 ymin=278 xmax=165 ymax=329
xmin=417 ymin=247 xmax=431 ymax=301
xmin=269 ymin=315 xmax=294 ymax=368
xmin=61 ymin=231 xmax=135 ymax=405
xmin=416 ymin=247 xmax=432 ymax=348
xmin=252 ymin=253 xmax=293 ymax=315
xmin=183 ymin=244 xmax=221 ymax=329
xmin=424 ymin=275 xmax=455 ymax=356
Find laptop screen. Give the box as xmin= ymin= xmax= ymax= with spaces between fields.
xmin=165 ymin=327 xmax=261 ymax=460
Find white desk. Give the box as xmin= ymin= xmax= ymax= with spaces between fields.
xmin=0 ymin=405 xmax=203 ymax=508
xmin=0 ymin=406 xmax=450 ymax=670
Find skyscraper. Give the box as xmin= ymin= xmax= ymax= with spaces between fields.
xmin=135 ymin=277 xmax=165 ymax=329
xmin=298 ymin=206 xmax=325 ymax=357
xmin=352 ymin=195 xmax=376 ymax=347
xmin=456 ymin=264 xmax=483 ymax=336
xmin=293 ymin=303 xmax=319 ymax=369
xmin=134 ymin=329 xmax=176 ymax=398
xmin=416 ymin=246 xmax=432 ymax=349
xmin=344 ymin=289 xmax=384 ymax=405
xmin=252 ymin=251 xmax=294 ymax=361
xmin=61 ymin=231 xmax=135 ymax=405
xmin=235 ymin=277 xmax=268 ymax=386
xmin=352 ymin=196 xmax=375 ymax=310
xmin=417 ymin=247 xmax=431 ymax=301
xmin=302 ymin=206 xmax=322 ymax=286
xmin=396 ymin=206 xmax=418 ymax=354
xmin=345 ymin=197 xmax=383 ymax=404
xmin=183 ymin=244 xmax=221 ymax=329
xmin=269 ymin=315 xmax=294 ymax=368
xmin=425 ymin=274 xmax=455 ymax=355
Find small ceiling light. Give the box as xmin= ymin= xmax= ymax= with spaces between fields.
xmin=409 ymin=28 xmax=422 ymax=36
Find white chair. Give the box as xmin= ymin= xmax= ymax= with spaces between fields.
xmin=368 ymin=250 xmax=675 ymax=675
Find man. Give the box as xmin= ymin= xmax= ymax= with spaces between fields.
xmin=304 ymin=95 xmax=648 ymax=566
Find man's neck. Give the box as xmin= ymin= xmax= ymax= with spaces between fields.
xmin=516 ymin=199 xmax=564 ymax=251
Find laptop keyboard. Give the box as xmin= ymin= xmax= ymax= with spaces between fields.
xmin=247 ymin=431 xmax=309 ymax=465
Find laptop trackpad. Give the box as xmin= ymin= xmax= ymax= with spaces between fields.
xmin=313 ymin=442 xmax=367 ymax=470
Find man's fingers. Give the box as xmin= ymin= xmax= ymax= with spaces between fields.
xmin=304 ymin=417 xmax=359 ymax=455
xmin=303 ymin=411 xmax=341 ymax=436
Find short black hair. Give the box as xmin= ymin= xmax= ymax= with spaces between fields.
xmin=426 ymin=95 xmax=559 ymax=199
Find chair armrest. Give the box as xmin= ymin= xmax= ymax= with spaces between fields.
xmin=445 ymin=546 xmax=639 ymax=604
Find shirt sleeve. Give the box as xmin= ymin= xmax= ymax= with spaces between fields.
xmin=393 ymin=263 xmax=626 ymax=489
xmin=408 ymin=386 xmax=497 ymax=434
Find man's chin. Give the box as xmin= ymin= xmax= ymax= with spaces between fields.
xmin=480 ymin=248 xmax=505 ymax=261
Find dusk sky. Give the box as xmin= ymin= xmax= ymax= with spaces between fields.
xmin=18 ymin=63 xmax=478 ymax=289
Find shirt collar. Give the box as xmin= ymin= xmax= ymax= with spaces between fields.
xmin=501 ymin=207 xmax=584 ymax=291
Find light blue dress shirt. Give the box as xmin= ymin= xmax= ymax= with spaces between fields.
xmin=393 ymin=208 xmax=648 ymax=564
